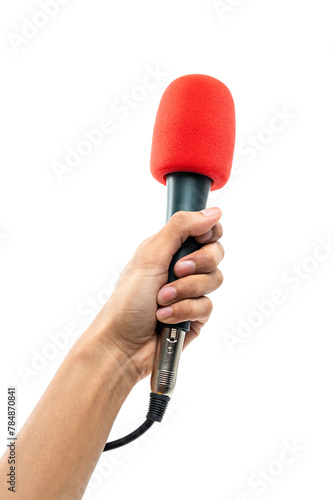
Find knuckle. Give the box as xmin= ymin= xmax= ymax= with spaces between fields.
xmin=205 ymin=242 xmax=224 ymax=267
xmin=169 ymin=211 xmax=188 ymax=227
xmin=177 ymin=299 xmax=193 ymax=320
xmin=200 ymin=244 xmax=215 ymax=267
xmin=207 ymin=248 xmax=218 ymax=268
xmin=217 ymin=241 xmax=225 ymax=260
xmin=215 ymin=268 xmax=224 ymax=286
xmin=205 ymin=297 xmax=214 ymax=316
xmin=172 ymin=301 xmax=186 ymax=321
xmin=184 ymin=277 xmax=197 ymax=297
xmin=188 ymin=299 xmax=198 ymax=321
xmin=203 ymin=242 xmax=224 ymax=268
xmin=216 ymin=222 xmax=223 ymax=238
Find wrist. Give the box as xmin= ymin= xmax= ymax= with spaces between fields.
xmin=74 ymin=324 xmax=142 ymax=390
xmin=69 ymin=336 xmax=138 ymax=404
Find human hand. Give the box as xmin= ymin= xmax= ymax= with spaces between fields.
xmin=89 ymin=207 xmax=224 ymax=381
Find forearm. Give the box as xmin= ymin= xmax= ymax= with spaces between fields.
xmin=0 ymin=328 xmax=139 ymax=500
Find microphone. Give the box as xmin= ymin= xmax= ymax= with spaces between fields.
xmin=149 ymin=74 xmax=235 ymax=399
xmin=104 ymin=74 xmax=235 ymax=451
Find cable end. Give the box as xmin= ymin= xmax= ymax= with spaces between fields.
xmin=146 ymin=392 xmax=170 ymax=422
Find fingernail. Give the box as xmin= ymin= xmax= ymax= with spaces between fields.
xmin=158 ymin=286 xmax=176 ymax=304
xmin=157 ymin=306 xmax=173 ymax=320
xmin=201 ymin=207 xmax=221 ymax=217
xmin=197 ymin=229 xmax=213 ymax=243
xmin=174 ymin=260 xmax=195 ymax=276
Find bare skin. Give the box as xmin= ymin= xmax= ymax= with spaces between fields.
xmin=0 ymin=208 xmax=224 ymax=499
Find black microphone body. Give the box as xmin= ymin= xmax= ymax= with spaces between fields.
xmin=158 ymin=172 xmax=212 ymax=332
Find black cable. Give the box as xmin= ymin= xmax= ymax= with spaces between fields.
xmin=103 ymin=419 xmax=154 ymax=452
xmin=103 ymin=392 xmax=170 ymax=453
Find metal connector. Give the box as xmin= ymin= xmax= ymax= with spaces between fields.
xmin=151 ymin=327 xmax=186 ymax=396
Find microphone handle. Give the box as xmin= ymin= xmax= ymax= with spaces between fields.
xmin=151 ymin=172 xmax=212 ymax=396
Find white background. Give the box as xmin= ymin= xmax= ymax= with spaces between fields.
xmin=1 ymin=1 xmax=334 ymax=499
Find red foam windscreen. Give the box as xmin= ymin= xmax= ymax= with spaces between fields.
xmin=150 ymin=74 xmax=235 ymax=191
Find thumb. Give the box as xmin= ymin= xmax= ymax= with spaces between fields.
xmin=150 ymin=207 xmax=222 ymax=263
